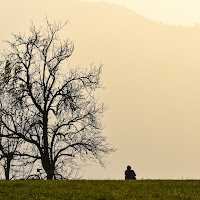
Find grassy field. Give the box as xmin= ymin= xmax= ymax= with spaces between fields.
xmin=0 ymin=180 xmax=200 ymax=199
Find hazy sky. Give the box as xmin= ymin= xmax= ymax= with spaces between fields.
xmin=1 ymin=0 xmax=200 ymax=180
xmin=85 ymin=0 xmax=200 ymax=26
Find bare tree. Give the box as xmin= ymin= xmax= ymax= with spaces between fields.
xmin=0 ymin=94 xmax=39 ymax=180
xmin=0 ymin=19 xmax=115 ymax=179
xmin=0 ymin=134 xmax=17 ymax=180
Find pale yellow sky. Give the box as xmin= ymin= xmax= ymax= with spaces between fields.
xmin=1 ymin=0 xmax=200 ymax=180
xmin=85 ymin=0 xmax=200 ymax=26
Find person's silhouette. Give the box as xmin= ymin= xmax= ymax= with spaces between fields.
xmin=125 ymin=165 xmax=136 ymax=180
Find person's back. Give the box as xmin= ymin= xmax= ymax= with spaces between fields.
xmin=125 ymin=166 xmax=136 ymax=180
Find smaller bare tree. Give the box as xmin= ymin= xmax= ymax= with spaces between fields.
xmin=0 ymin=93 xmax=40 ymax=180
xmin=0 ymin=125 xmax=22 ymax=180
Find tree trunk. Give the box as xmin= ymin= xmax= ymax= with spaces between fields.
xmin=5 ymin=163 xmax=10 ymax=180
xmin=5 ymin=153 xmax=13 ymax=180
xmin=42 ymin=112 xmax=54 ymax=179
xmin=41 ymin=153 xmax=55 ymax=180
xmin=46 ymin=168 xmax=54 ymax=180
xmin=41 ymin=154 xmax=54 ymax=180
xmin=43 ymin=112 xmax=49 ymax=159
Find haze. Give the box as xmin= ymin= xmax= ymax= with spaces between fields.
xmin=1 ymin=0 xmax=200 ymax=179
xmin=85 ymin=0 xmax=200 ymax=26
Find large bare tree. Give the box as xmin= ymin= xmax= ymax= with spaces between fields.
xmin=0 ymin=19 xmax=114 ymax=179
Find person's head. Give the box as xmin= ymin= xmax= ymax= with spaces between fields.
xmin=127 ymin=166 xmax=131 ymax=170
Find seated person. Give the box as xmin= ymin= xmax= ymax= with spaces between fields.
xmin=125 ymin=165 xmax=136 ymax=180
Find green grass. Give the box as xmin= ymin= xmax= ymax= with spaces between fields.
xmin=0 ymin=180 xmax=200 ymax=199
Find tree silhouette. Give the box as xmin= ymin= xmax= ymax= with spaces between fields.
xmin=0 ymin=19 xmax=114 ymax=179
xmin=0 ymin=135 xmax=15 ymax=180
xmin=0 ymin=93 xmax=38 ymax=180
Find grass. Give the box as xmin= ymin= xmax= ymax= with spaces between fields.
xmin=0 ymin=180 xmax=200 ymax=199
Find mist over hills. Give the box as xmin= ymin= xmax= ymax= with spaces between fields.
xmin=1 ymin=0 xmax=200 ymax=179
xmin=65 ymin=0 xmax=200 ymax=179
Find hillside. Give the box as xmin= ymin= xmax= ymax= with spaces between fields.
xmin=0 ymin=180 xmax=200 ymax=199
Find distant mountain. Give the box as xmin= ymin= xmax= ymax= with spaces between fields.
xmin=64 ymin=0 xmax=200 ymax=107
xmin=59 ymin=0 xmax=200 ymax=179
